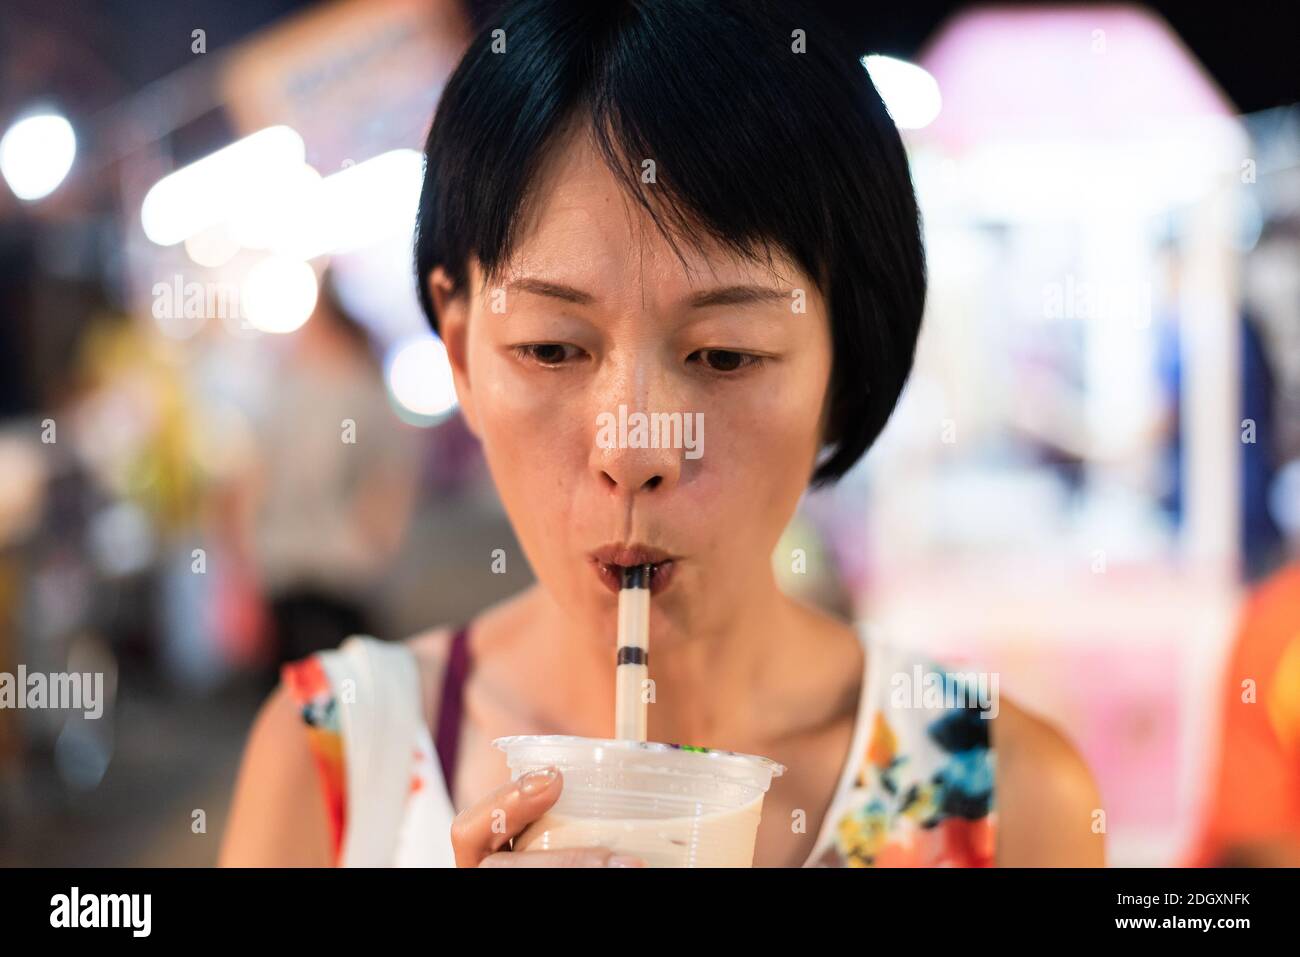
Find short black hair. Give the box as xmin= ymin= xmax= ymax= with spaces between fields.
xmin=414 ymin=0 xmax=926 ymax=486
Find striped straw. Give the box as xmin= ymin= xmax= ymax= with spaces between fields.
xmin=614 ymin=564 xmax=653 ymax=741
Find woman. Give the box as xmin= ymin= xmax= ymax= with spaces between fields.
xmin=221 ymin=0 xmax=1104 ymax=868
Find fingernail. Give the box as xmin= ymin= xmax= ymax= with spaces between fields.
xmin=518 ymin=766 xmax=558 ymax=795
xmin=608 ymin=855 xmax=646 ymax=867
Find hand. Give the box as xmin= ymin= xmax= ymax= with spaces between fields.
xmin=451 ymin=766 xmax=646 ymax=867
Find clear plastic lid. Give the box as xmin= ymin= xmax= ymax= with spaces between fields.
xmin=493 ymin=734 xmax=786 ymax=787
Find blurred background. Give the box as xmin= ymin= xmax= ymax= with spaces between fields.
xmin=0 ymin=0 xmax=1296 ymax=867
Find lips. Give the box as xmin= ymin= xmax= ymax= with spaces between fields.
xmin=589 ymin=543 xmax=679 ymax=596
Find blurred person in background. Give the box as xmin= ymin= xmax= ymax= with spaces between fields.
xmin=236 ymin=275 xmax=419 ymax=690
xmin=223 ymin=0 xmax=1104 ymax=869
xmin=1190 ymin=559 xmax=1300 ymax=866
xmin=1152 ymin=234 xmax=1284 ymax=579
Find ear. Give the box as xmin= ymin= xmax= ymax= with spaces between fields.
xmin=428 ymin=265 xmax=480 ymax=437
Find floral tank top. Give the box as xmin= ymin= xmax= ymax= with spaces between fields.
xmin=281 ymin=624 xmax=997 ymax=867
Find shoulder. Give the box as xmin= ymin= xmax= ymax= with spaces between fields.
xmin=397 ymin=588 xmax=541 ymax=727
xmin=221 ymin=627 xmax=464 ymax=866
xmin=991 ymin=694 xmax=1106 ymax=866
xmin=781 ymin=599 xmax=865 ymax=725
xmin=220 ymin=681 xmax=334 ymax=866
xmin=402 ymin=625 xmax=461 ymax=731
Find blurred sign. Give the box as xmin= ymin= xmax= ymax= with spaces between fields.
xmin=220 ymin=0 xmax=470 ymax=172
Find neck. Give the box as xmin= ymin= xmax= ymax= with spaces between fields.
xmin=527 ymin=566 xmax=795 ymax=750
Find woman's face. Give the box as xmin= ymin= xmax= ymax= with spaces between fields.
xmin=432 ymin=126 xmax=833 ymax=645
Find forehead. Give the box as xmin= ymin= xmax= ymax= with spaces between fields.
xmin=494 ymin=123 xmax=804 ymax=298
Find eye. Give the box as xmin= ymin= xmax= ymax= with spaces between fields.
xmin=512 ymin=343 xmax=584 ymax=366
xmin=689 ymin=349 xmax=765 ymax=374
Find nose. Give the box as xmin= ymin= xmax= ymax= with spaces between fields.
xmin=594 ymin=437 xmax=681 ymax=494
xmin=589 ymin=381 xmax=685 ymax=497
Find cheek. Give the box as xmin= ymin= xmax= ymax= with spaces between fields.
xmin=702 ymin=342 xmax=831 ymax=485
xmin=468 ymin=323 xmax=574 ymax=457
xmin=681 ymin=346 xmax=832 ymax=567
xmin=466 ymin=333 xmax=586 ymax=541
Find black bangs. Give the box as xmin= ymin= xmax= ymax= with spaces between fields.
xmin=414 ymin=0 xmax=927 ymax=486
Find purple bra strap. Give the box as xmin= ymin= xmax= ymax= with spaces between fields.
xmin=434 ymin=625 xmax=472 ymax=798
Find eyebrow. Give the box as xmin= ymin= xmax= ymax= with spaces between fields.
xmin=506 ymin=278 xmax=596 ymax=305
xmin=685 ymin=285 xmax=790 ymax=309
xmin=506 ymin=278 xmax=790 ymax=309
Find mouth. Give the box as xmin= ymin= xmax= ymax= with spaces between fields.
xmin=589 ymin=544 xmax=679 ymax=596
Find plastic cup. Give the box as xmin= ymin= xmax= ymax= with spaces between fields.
xmin=493 ymin=734 xmax=786 ymax=867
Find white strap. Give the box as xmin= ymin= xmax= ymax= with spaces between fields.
xmin=319 ymin=636 xmax=422 ymax=867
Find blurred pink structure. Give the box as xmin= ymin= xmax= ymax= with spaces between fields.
xmin=920 ymin=4 xmax=1236 ymax=150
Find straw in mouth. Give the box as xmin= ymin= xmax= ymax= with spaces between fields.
xmin=614 ymin=563 xmax=654 ymax=741
xmin=620 ymin=563 xmax=655 ymax=589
